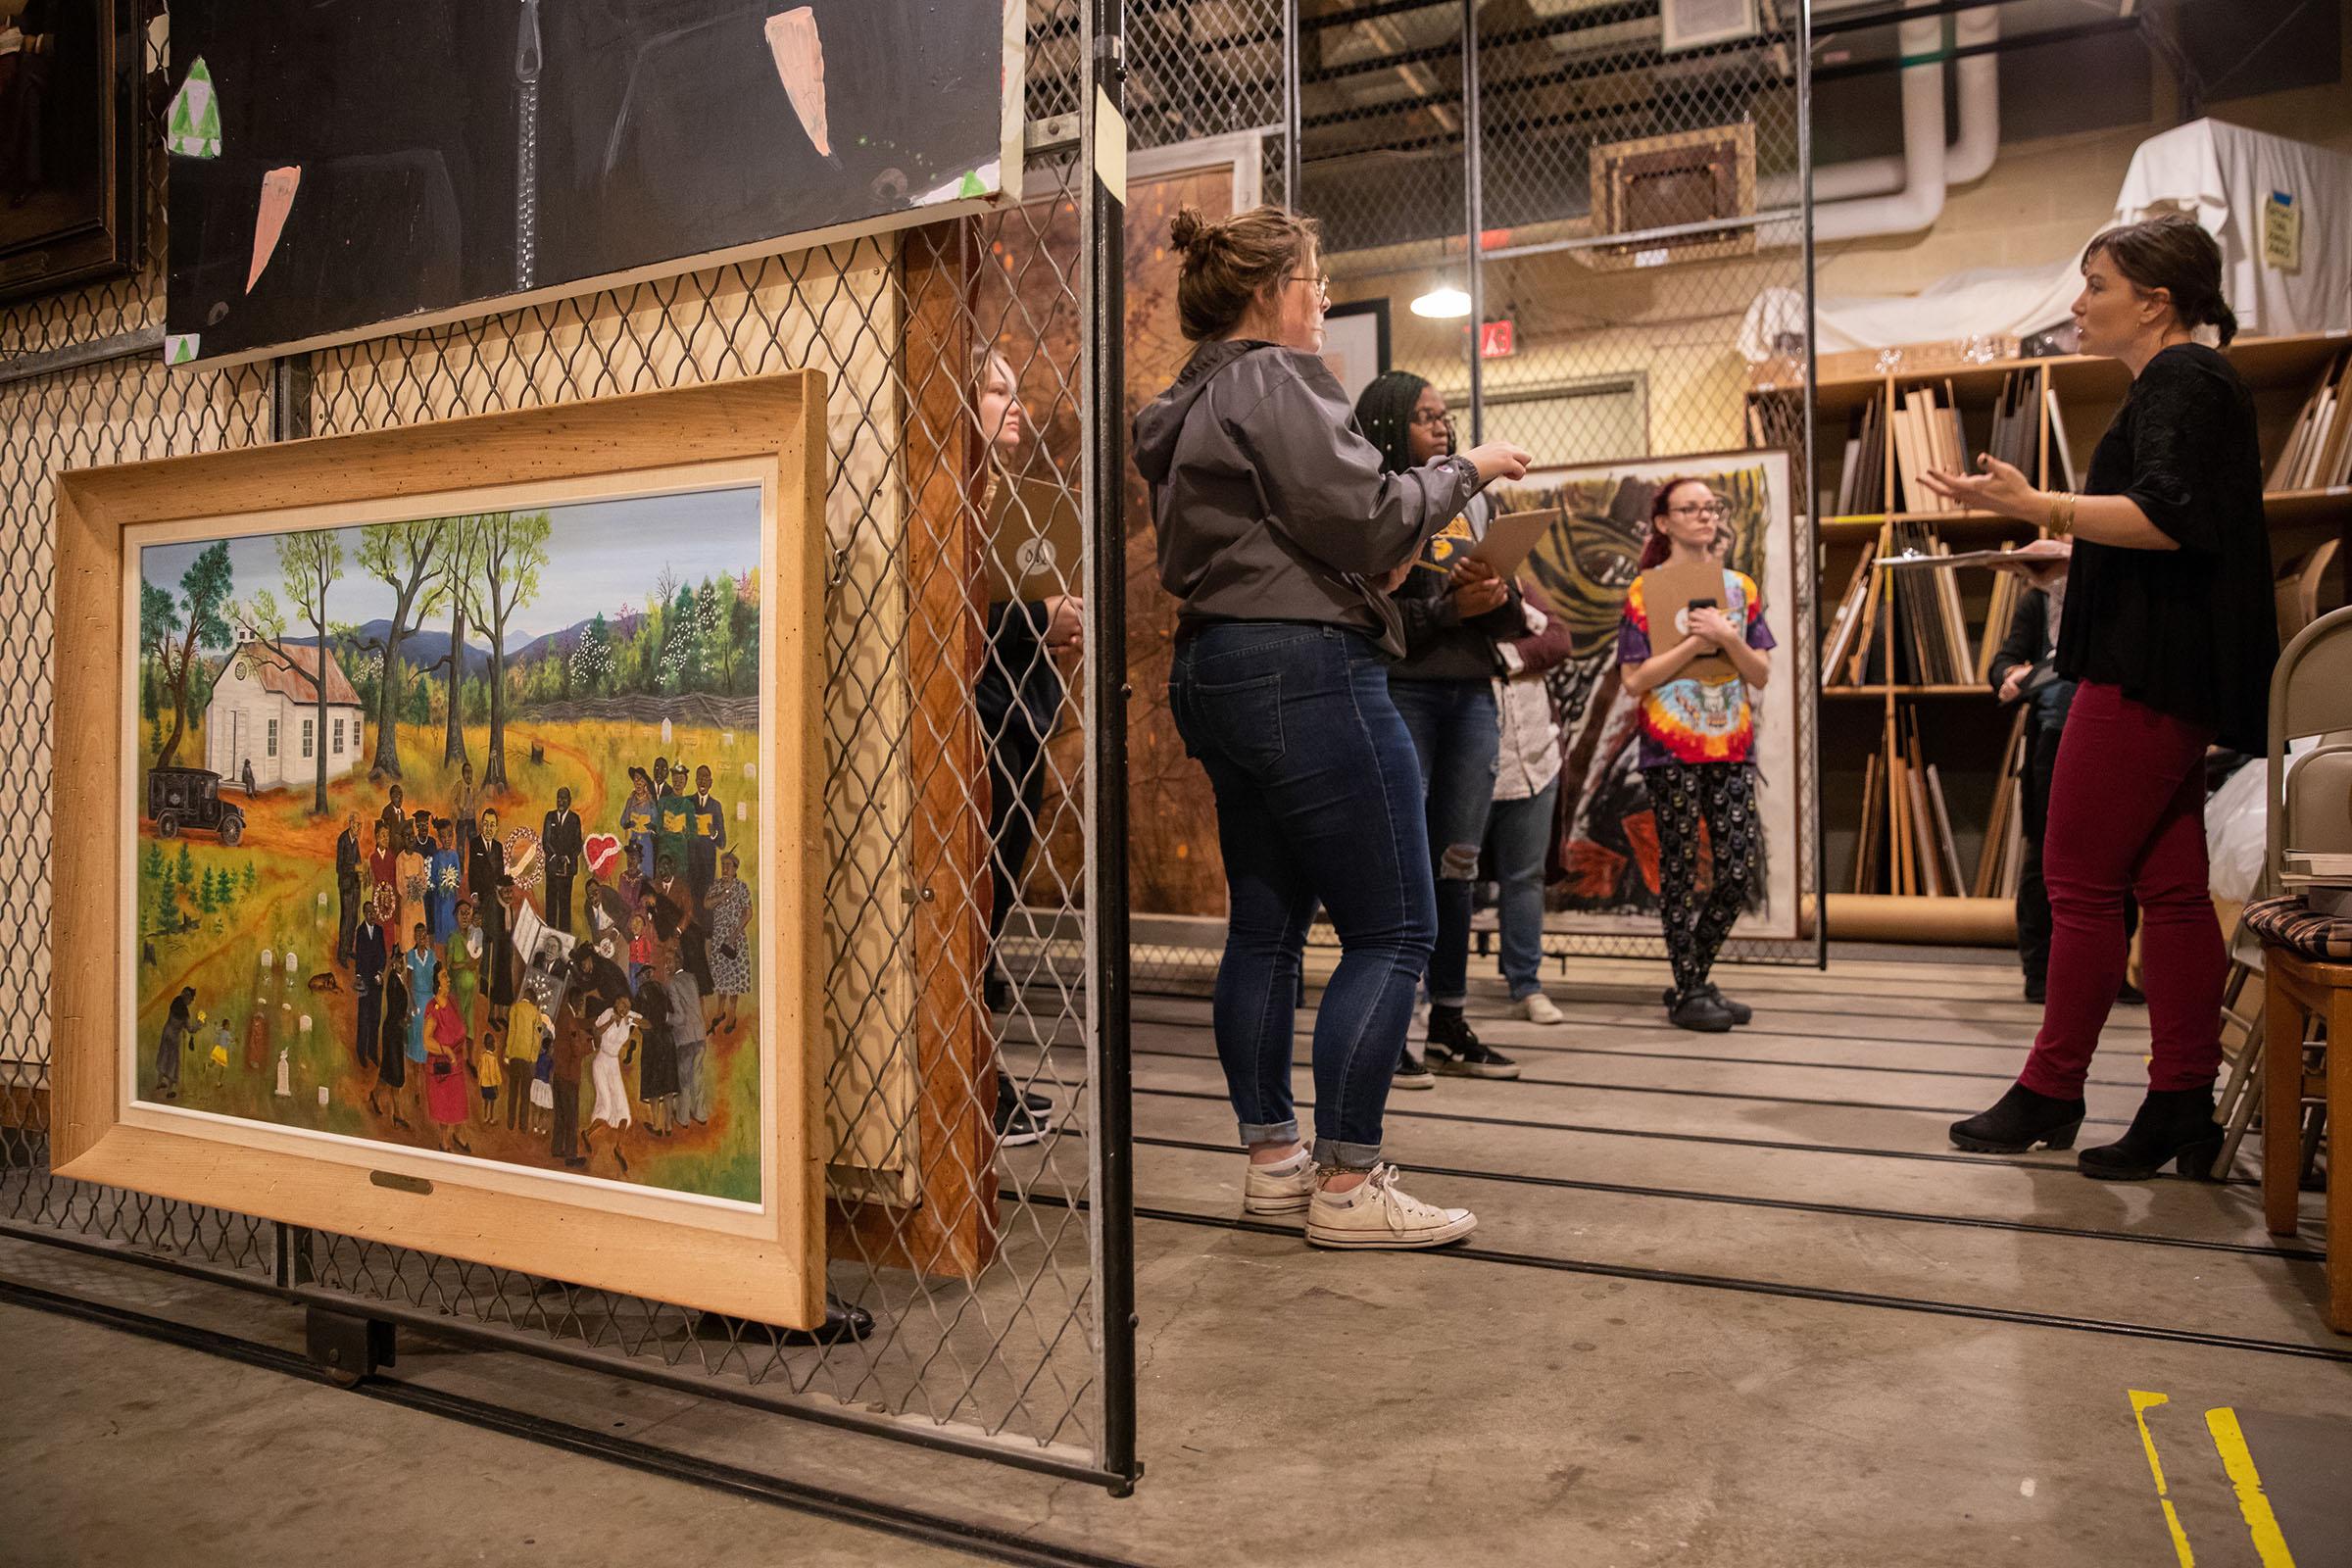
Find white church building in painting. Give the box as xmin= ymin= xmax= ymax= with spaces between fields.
xmin=205 ymin=629 xmax=367 ymax=792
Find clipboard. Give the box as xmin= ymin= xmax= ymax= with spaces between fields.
xmin=1642 ymin=555 xmax=1740 ymax=682
xmin=986 ymin=474 xmax=1085 ymax=603
xmin=1873 ymin=548 xmax=2026 ymax=571
xmin=1468 ymin=507 xmax=1559 ymax=577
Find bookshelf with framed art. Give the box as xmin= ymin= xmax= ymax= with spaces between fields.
xmin=1773 ymin=328 xmax=2352 ymax=944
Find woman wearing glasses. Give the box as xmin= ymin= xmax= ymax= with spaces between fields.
xmin=1618 ymin=478 xmax=1775 ymax=1032
xmin=1134 ymin=204 xmax=1530 ymax=1249
xmin=1354 ymin=371 xmax=1527 ymax=1083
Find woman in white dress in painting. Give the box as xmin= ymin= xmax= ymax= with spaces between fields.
xmin=582 ymin=993 xmax=636 ymax=1174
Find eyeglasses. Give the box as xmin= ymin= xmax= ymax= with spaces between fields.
xmin=1408 ymin=410 xmax=1457 ymax=431
xmin=1289 ymin=273 xmax=1332 ymax=299
xmin=1668 ymin=500 xmax=1729 ymax=518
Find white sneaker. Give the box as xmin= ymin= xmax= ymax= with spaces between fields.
xmin=1304 ymin=1164 xmax=1477 ymax=1250
xmin=1243 ymin=1148 xmax=1318 ymax=1215
xmin=1517 ymin=992 xmax=1564 ymax=1025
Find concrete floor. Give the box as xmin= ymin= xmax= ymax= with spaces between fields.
xmin=5 ymin=951 xmax=2348 ymax=1566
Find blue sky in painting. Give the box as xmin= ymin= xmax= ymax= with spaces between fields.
xmin=138 ymin=486 xmax=762 ymax=642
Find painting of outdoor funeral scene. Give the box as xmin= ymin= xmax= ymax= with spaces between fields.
xmin=132 ymin=487 xmax=767 ymax=1204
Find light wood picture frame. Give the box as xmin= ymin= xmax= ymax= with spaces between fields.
xmin=1491 ymin=447 xmax=1801 ymax=941
xmin=53 ymin=374 xmax=830 ymax=1328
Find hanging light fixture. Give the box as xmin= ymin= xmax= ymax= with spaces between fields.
xmin=1409 ymin=284 xmax=1471 ymax=319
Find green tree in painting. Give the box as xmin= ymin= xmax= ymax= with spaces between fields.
xmin=236 ymin=529 xmax=343 ymax=815
xmin=460 ymin=512 xmax=551 ymax=792
xmin=174 ymin=844 xmax=197 ymax=906
xmin=355 ymin=518 xmax=444 ymax=780
xmin=154 ymin=873 xmax=179 ymax=934
xmin=146 ymin=541 xmax=234 ymax=768
xmin=242 ymin=862 xmax=260 ymax=896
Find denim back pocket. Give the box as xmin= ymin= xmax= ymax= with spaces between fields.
xmin=1190 ymin=671 xmax=1286 ymax=772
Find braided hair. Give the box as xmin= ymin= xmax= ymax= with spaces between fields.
xmin=1353 ymin=369 xmax=1433 ymax=477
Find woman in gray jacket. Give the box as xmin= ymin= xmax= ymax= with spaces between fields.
xmin=1133 ymin=204 xmax=1529 ymax=1250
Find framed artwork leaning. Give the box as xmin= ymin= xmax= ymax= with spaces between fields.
xmin=0 ymin=0 xmax=143 ymax=302
xmin=1491 ymin=449 xmax=1802 ymax=942
xmin=52 ymin=374 xmax=830 ymax=1328
xmin=1318 ymin=298 xmax=1391 ymax=412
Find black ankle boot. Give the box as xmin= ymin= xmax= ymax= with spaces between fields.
xmin=1949 ymin=1083 xmax=2085 ymax=1153
xmin=2078 ymin=1088 xmax=2223 ymax=1181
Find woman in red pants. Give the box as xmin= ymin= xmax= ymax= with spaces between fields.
xmin=1928 ymin=215 xmax=2275 ymax=1179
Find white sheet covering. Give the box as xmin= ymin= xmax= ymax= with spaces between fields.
xmin=1744 ymin=119 xmax=2352 ymax=359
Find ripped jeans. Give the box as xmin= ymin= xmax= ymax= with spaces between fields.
xmin=1388 ymin=676 xmax=1500 ymax=1009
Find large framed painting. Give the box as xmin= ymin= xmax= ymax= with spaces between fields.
xmin=53 ymin=375 xmax=830 ymax=1327
xmin=1319 ymin=298 xmax=1390 ymax=412
xmin=1493 ymin=449 xmax=1801 ymax=942
xmin=0 ymin=0 xmax=143 ymax=302
xmin=161 ymin=0 xmax=1025 ymax=367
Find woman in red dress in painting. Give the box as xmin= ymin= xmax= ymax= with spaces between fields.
xmin=422 ymin=966 xmax=472 ymax=1154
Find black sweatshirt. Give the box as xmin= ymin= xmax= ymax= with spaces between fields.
xmin=2055 ymin=344 xmax=2276 ymax=756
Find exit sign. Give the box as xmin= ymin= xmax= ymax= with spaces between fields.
xmin=1479 ymin=318 xmax=1515 ymax=360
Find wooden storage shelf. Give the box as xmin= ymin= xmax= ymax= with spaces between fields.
xmin=1777 ymin=328 xmax=2352 ymax=940
xmin=1811 ymin=330 xmax=2352 ymax=402
xmin=2265 ymin=486 xmax=2352 ymax=526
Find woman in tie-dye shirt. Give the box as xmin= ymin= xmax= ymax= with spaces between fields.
xmin=1617 ymin=477 xmax=1775 ymax=1034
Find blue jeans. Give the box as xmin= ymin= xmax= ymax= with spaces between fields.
xmin=1171 ymin=623 xmax=1438 ymax=1169
xmin=1487 ymin=778 xmax=1558 ymax=1000
xmin=1386 ymin=676 xmax=1500 ymax=1008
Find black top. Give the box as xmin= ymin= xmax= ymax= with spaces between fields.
xmin=2055 ymin=344 xmax=2276 ymax=755
xmin=1390 ymin=494 xmax=1528 ymax=683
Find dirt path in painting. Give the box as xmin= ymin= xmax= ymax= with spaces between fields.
xmin=140 ymin=881 xmax=306 ymax=1024
xmin=515 ymin=726 xmax=609 ymax=829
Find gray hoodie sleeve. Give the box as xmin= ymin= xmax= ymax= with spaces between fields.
xmin=1228 ymin=353 xmax=1480 ymax=577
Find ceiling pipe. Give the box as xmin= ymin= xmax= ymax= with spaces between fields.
xmin=1809 ymin=1 xmax=1949 ymax=240
xmin=1801 ymin=5 xmax=2000 ymax=202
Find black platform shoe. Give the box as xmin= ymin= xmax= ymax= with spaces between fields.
xmin=1662 ymin=983 xmax=1751 ymax=1026
xmin=2078 ymin=1089 xmax=2223 ymax=1181
xmin=1667 ymin=989 xmax=1737 ymax=1033
xmin=1949 ymin=1083 xmax=2085 ymax=1153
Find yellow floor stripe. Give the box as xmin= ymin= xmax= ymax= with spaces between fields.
xmin=2206 ymin=1407 xmax=2298 ymax=1567
xmin=2130 ymin=1391 xmax=2197 ymax=1568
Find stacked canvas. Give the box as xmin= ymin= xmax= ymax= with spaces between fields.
xmin=1880 ymin=521 xmax=1975 ymax=685
xmin=1850 ymin=711 xmax=1969 ymax=897
xmin=1821 ymin=543 xmax=1878 ymax=685
xmin=1972 ymin=711 xmax=2031 ymax=900
xmin=1982 ymin=368 xmax=2042 ymax=478
xmin=1890 ymin=382 xmax=1971 ymax=513
xmin=2268 ymin=349 xmax=2352 ymax=492
xmin=1833 ymin=397 xmax=1888 ymax=516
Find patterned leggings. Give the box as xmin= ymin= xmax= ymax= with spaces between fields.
xmin=1642 ymin=760 xmax=1760 ymax=999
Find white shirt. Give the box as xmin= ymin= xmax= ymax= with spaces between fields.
xmin=1491 ymin=605 xmax=1563 ymax=804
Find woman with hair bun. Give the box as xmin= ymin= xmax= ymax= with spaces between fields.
xmin=1134 ymin=203 xmax=1530 ymax=1250
xmin=1932 ymin=214 xmax=2275 ymax=1179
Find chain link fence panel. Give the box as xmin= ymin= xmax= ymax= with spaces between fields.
xmin=1179 ymin=0 xmax=1823 ymax=984
xmin=1 ymin=7 xmax=1134 ymax=1490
